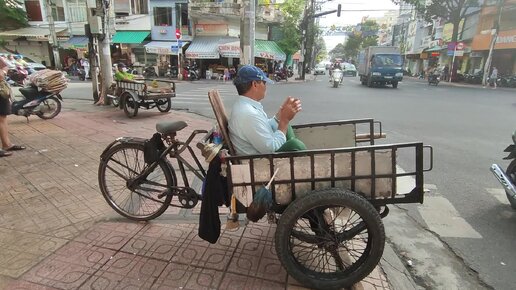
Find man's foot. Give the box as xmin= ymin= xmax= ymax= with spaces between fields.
xmin=5 ymin=144 xmax=26 ymax=151
xmin=0 ymin=150 xmax=12 ymax=157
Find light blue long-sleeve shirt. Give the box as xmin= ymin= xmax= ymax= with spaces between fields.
xmin=228 ymin=96 xmax=286 ymax=155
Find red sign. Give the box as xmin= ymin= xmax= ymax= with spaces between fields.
xmin=456 ymin=42 xmax=464 ymax=50
xmin=175 ymin=28 xmax=181 ymax=39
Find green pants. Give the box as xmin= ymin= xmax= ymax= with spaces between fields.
xmin=277 ymin=125 xmax=307 ymax=152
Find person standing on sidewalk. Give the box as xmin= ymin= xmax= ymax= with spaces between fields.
xmin=0 ymin=70 xmax=25 ymax=157
xmin=490 ymin=66 xmax=498 ymax=89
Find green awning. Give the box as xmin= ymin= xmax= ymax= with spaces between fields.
xmin=112 ymin=31 xmax=150 ymax=44
xmin=255 ymin=40 xmax=286 ymax=61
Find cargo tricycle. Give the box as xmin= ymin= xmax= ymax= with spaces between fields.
xmin=97 ymin=89 xmax=433 ymax=289
xmin=111 ymin=79 xmax=176 ymax=118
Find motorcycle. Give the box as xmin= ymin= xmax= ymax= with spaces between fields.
xmin=186 ymin=63 xmax=200 ymax=81
xmin=143 ymin=65 xmax=158 ymax=78
xmin=428 ymin=73 xmax=440 ymax=86
xmin=274 ymin=68 xmax=288 ymax=82
xmin=490 ymin=130 xmax=516 ymax=209
xmin=11 ymin=85 xmax=63 ymax=120
xmin=7 ymin=66 xmax=28 ymax=86
xmin=287 ymin=66 xmax=294 ymax=78
xmin=165 ymin=65 xmax=178 ymax=79
xmin=330 ymin=69 xmax=343 ymax=88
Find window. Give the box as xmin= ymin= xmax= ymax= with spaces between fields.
xmin=25 ymin=0 xmax=43 ymax=21
xmin=66 ymin=0 xmax=87 ymax=22
xmin=51 ymin=0 xmax=66 ymax=21
xmin=375 ymin=54 xmax=403 ymax=67
xmin=154 ymin=7 xmax=172 ymax=26
xmin=131 ymin=0 xmax=148 ymax=14
xmin=175 ymin=3 xmax=188 ymax=27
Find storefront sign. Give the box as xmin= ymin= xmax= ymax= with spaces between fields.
xmin=257 ymin=52 xmax=275 ymax=59
xmin=472 ymin=29 xmax=516 ymax=50
xmin=185 ymin=52 xmax=219 ymax=59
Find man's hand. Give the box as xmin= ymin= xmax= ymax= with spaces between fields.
xmin=276 ymin=97 xmax=302 ymax=133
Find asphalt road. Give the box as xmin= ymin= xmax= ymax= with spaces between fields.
xmin=58 ymin=75 xmax=515 ymax=289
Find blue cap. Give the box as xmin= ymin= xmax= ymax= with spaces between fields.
xmin=233 ymin=65 xmax=274 ymax=85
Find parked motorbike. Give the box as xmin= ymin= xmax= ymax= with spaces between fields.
xmin=287 ymin=66 xmax=294 ymax=78
xmin=330 ymin=69 xmax=343 ymax=88
xmin=7 ymin=66 xmax=28 ymax=86
xmin=464 ymin=71 xmax=483 ymax=84
xmin=165 ymin=65 xmax=178 ymax=79
xmin=143 ymin=65 xmax=158 ymax=78
xmin=274 ymin=68 xmax=289 ymax=82
xmin=186 ymin=63 xmax=200 ymax=81
xmin=428 ymin=73 xmax=440 ymax=86
xmin=11 ymin=85 xmax=63 ymax=120
xmin=490 ymin=130 xmax=516 ymax=209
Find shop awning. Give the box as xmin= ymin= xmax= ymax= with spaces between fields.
xmin=144 ymin=41 xmax=189 ymax=55
xmin=185 ymin=36 xmax=224 ymax=59
xmin=424 ymin=46 xmax=445 ymax=52
xmin=112 ymin=31 xmax=150 ymax=44
xmin=218 ymin=39 xmax=240 ymax=58
xmin=0 ymin=27 xmax=66 ymax=38
xmin=61 ymin=36 xmax=89 ymax=49
xmin=255 ymin=40 xmax=286 ymax=61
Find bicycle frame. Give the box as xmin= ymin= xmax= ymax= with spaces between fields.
xmin=126 ymin=129 xmax=209 ymax=196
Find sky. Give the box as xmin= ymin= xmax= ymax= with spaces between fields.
xmin=319 ymin=0 xmax=400 ymax=27
xmin=319 ymin=0 xmax=400 ymax=54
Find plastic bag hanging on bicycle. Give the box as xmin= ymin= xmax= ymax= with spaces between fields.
xmin=143 ymin=133 xmax=166 ymax=164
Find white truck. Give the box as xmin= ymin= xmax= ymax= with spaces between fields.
xmin=357 ymin=46 xmax=403 ymax=88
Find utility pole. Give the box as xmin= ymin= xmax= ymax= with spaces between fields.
xmin=96 ymin=0 xmax=114 ymax=105
xmin=482 ymin=0 xmax=504 ymax=87
xmin=299 ymin=2 xmax=341 ymax=80
xmin=45 ymin=0 xmax=61 ymax=69
xmin=85 ymin=0 xmax=100 ymax=102
xmin=241 ymin=0 xmax=255 ymax=65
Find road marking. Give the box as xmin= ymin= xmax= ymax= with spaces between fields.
xmin=418 ymin=196 xmax=482 ymax=239
xmin=486 ymin=188 xmax=509 ymax=205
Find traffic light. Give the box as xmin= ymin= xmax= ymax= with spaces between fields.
xmin=175 ymin=28 xmax=181 ymax=39
xmin=337 ymin=4 xmax=341 ymax=17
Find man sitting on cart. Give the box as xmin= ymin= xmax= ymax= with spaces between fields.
xmin=114 ymin=63 xmax=134 ymax=81
xmin=228 ymin=65 xmax=306 ymax=155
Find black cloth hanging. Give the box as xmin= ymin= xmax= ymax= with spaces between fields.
xmin=198 ymin=155 xmax=229 ymax=243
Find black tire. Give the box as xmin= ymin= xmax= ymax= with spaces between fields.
xmin=98 ymin=143 xmax=176 ymax=221
xmin=392 ymin=81 xmax=398 ymax=88
xmin=123 ymin=92 xmax=138 ymax=118
xmin=506 ymin=160 xmax=516 ymax=210
xmin=333 ymin=81 xmax=338 ymax=88
xmin=275 ymin=75 xmax=281 ymax=82
xmin=156 ymin=98 xmax=171 ymax=113
xmin=275 ymin=188 xmax=385 ymax=290
xmin=36 ymin=96 xmax=62 ymax=119
xmin=367 ymin=76 xmax=373 ymax=87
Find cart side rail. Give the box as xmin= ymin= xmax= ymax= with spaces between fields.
xmin=225 ymin=142 xmax=431 ymax=208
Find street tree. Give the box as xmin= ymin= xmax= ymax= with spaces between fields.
xmin=0 ymin=0 xmax=27 ymax=31
xmin=0 ymin=0 xmax=28 ymax=53
xmin=341 ymin=20 xmax=379 ymax=61
xmin=276 ymin=0 xmax=304 ymax=56
xmin=392 ymin=0 xmax=478 ymax=43
xmin=329 ymin=43 xmax=346 ymax=60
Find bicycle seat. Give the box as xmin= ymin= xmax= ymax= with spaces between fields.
xmin=156 ymin=121 xmax=187 ymax=135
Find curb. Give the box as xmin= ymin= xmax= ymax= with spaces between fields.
xmin=382 ymin=241 xmax=422 ymax=290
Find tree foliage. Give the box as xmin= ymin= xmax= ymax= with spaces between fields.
xmin=392 ymin=0 xmax=478 ymax=42
xmin=276 ymin=0 xmax=304 ymax=56
xmin=329 ymin=20 xmax=378 ymax=61
xmin=0 ymin=0 xmax=28 ymax=31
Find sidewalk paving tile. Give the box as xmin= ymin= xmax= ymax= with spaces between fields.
xmin=0 ymin=102 xmax=393 ymax=290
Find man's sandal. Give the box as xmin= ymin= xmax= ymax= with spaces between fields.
xmin=5 ymin=145 xmax=26 ymax=151
xmin=0 ymin=150 xmax=12 ymax=157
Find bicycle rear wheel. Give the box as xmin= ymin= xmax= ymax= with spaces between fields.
xmin=98 ymin=143 xmax=175 ymax=221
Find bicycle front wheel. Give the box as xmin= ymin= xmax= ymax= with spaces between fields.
xmin=98 ymin=143 xmax=175 ymax=221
